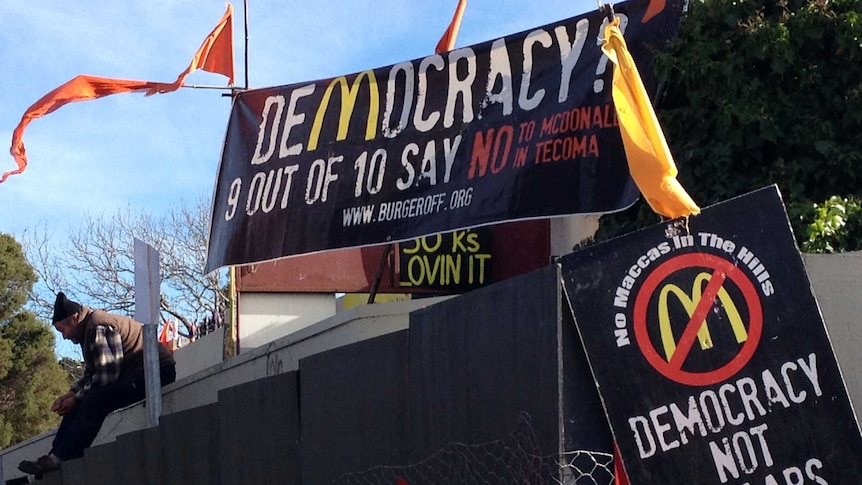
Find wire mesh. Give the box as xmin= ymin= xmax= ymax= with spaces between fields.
xmin=330 ymin=414 xmax=615 ymax=485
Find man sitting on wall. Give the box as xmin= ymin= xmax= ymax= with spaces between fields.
xmin=18 ymin=292 xmax=177 ymax=475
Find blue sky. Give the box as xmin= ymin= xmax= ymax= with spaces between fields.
xmin=0 ymin=0 xmax=596 ymax=238
xmin=0 ymin=1 xmax=596 ymax=355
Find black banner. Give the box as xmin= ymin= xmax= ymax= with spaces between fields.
xmin=561 ymin=186 xmax=862 ymax=484
xmin=206 ymin=0 xmax=683 ymax=272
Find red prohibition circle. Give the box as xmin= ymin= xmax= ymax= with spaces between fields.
xmin=632 ymin=252 xmax=763 ymax=386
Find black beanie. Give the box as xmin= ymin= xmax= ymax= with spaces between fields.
xmin=52 ymin=292 xmax=82 ymax=323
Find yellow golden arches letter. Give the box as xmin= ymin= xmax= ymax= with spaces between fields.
xmin=658 ymin=272 xmax=748 ymax=362
xmin=601 ymin=18 xmax=700 ymax=220
xmin=308 ymin=71 xmax=380 ymax=151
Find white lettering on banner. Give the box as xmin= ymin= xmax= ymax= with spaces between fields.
xmin=382 ymin=62 xmax=415 ymax=139
xmin=737 ymin=245 xmax=775 ymax=297
xmin=396 ymin=136 xmax=463 ymax=191
xmin=518 ymin=29 xmax=553 ymax=111
xmin=397 ymin=144 xmax=419 ymax=190
xmin=250 ymin=84 xmax=317 ymax=166
xmin=555 ymin=19 xmax=590 ymax=103
xmin=342 ymin=204 xmax=375 ymax=227
xmin=709 ymin=424 xmax=773 ymax=482
xmin=613 ymin=242 xmax=672 ymax=308
xmin=353 ymin=149 xmax=387 ymax=197
xmin=279 ymin=84 xmax=317 ymax=158
xmin=377 ymin=193 xmax=447 ymax=222
xmin=225 ymin=178 xmax=242 ymax=220
xmin=609 ymin=232 xmax=777 ymax=349
xmin=484 ymin=38 xmax=514 ymax=117
xmin=697 ymin=232 xmax=775 ymax=297
xmin=247 ymin=17 xmax=618 ymax=165
xmin=629 ymin=354 xmax=821 ymax=459
xmin=220 ymin=14 xmax=645 ymax=231
xmin=718 ymin=456 xmax=828 ymax=485
xmin=445 ymin=48 xmax=477 ymax=128
xmin=225 ymin=164 xmax=302 ymax=221
xmin=304 ymin=156 xmax=343 ymax=205
xmin=415 ymin=55 xmax=445 ymax=133
xmin=245 ymin=165 xmax=300 ymax=216
xmin=251 ymin=95 xmax=284 ymax=165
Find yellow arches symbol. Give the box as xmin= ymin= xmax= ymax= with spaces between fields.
xmin=658 ymin=272 xmax=748 ymax=362
xmin=308 ymin=70 xmax=380 ymax=151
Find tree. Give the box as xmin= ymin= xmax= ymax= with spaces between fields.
xmin=59 ymin=357 xmax=85 ymax=386
xmin=23 ymin=197 xmax=228 ymax=338
xmin=0 ymin=233 xmax=67 ymax=448
xmin=1 ymin=232 xmax=36 ymax=322
xmin=597 ymin=0 xmax=862 ymax=251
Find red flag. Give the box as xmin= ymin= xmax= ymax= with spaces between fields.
xmin=613 ymin=443 xmax=630 ymax=485
xmin=4 ymin=76 xmax=163 ymax=183
xmin=3 ymin=4 xmax=235 ymax=183
xmin=159 ymin=320 xmax=174 ymax=351
xmin=149 ymin=3 xmax=235 ymax=94
xmin=435 ymin=0 xmax=467 ymax=54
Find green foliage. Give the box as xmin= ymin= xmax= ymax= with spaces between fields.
xmin=0 ymin=313 xmax=67 ymax=448
xmin=0 ymin=233 xmax=67 ymax=449
xmin=793 ymin=195 xmax=862 ymax=252
xmin=0 ymin=233 xmax=37 ymax=322
xmin=598 ymin=0 xmax=862 ymax=251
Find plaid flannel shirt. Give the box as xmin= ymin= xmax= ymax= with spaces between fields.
xmin=70 ymin=325 xmax=124 ymax=399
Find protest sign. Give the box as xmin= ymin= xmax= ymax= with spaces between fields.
xmin=561 ymin=186 xmax=862 ymax=484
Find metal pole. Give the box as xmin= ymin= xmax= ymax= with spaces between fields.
xmin=367 ymin=244 xmax=394 ymax=304
xmin=223 ymin=266 xmax=239 ymax=360
xmin=134 ymin=239 xmax=163 ymax=428
xmin=244 ymin=0 xmax=250 ymax=89
xmin=180 ymin=84 xmax=235 ymax=90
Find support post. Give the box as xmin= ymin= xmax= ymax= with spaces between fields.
xmin=224 ymin=266 xmax=238 ymax=360
xmin=367 ymin=243 xmax=394 ymax=304
xmin=134 ymin=238 xmax=163 ymax=428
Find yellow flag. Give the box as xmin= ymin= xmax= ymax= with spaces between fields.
xmin=601 ymin=19 xmax=700 ymax=219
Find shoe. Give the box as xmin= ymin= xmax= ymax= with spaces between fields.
xmin=18 ymin=455 xmax=60 ymax=474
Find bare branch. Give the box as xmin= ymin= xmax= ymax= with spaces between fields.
xmin=21 ymin=197 xmax=228 ymax=335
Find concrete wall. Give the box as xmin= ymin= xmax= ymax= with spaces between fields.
xmin=163 ymin=295 xmax=449 ymax=415
xmin=803 ymin=252 xmax=862 ymax=409
xmin=174 ymin=325 xmax=225 ymax=381
xmin=237 ymin=292 xmax=336 ymax=351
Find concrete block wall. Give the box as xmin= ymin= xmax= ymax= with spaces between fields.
xmin=803 ymin=252 xmax=862 ymax=409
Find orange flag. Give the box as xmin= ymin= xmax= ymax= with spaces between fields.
xmin=601 ymin=18 xmax=700 ymax=219
xmin=436 ymin=0 xmax=467 ymax=54
xmin=2 ymin=3 xmax=234 ymax=183
xmin=148 ymin=3 xmax=235 ymax=94
xmin=159 ymin=320 xmax=177 ymax=351
xmin=4 ymin=76 xmax=162 ymax=183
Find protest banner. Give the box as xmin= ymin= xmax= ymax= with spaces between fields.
xmin=561 ymin=186 xmax=862 ymax=484
xmin=205 ymin=0 xmax=682 ymax=272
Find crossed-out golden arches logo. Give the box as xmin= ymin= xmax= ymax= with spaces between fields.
xmin=632 ymin=253 xmax=763 ymax=386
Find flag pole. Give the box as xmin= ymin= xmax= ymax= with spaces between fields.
xmin=244 ymin=0 xmax=249 ymax=90
xmin=183 ymin=84 xmax=234 ymax=90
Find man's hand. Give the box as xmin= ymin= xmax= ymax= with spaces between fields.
xmin=51 ymin=391 xmax=77 ymax=416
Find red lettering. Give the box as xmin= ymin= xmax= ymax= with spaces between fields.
xmin=469 ymin=129 xmax=494 ymax=179
xmin=491 ymin=125 xmax=514 ymax=173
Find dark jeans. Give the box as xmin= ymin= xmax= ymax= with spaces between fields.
xmin=51 ymin=365 xmax=176 ymax=460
